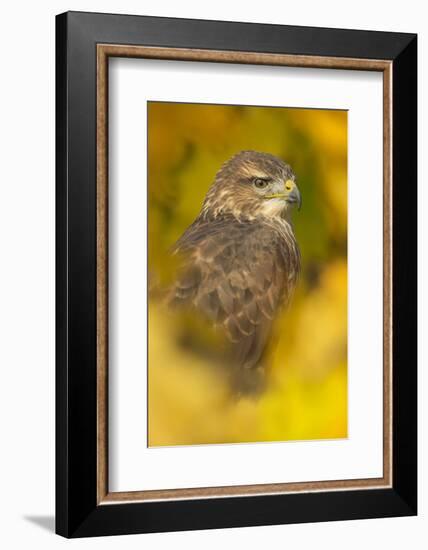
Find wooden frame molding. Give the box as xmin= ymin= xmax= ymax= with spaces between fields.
xmin=96 ymin=44 xmax=393 ymax=505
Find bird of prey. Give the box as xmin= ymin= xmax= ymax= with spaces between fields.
xmin=169 ymin=151 xmax=301 ymax=394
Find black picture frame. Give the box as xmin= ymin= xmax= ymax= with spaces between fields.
xmin=56 ymin=10 xmax=417 ymax=538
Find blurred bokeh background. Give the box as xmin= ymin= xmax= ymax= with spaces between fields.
xmin=147 ymin=101 xmax=347 ymax=446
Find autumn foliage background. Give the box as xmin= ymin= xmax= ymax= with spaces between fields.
xmin=148 ymin=102 xmax=348 ymax=446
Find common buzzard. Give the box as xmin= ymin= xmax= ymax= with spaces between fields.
xmin=170 ymin=151 xmax=301 ymax=394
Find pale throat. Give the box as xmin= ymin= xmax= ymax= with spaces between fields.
xmin=259 ymin=197 xmax=290 ymax=217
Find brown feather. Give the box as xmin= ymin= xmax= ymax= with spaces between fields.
xmin=168 ymin=151 xmax=301 ymax=394
xmin=171 ymin=215 xmax=299 ymax=368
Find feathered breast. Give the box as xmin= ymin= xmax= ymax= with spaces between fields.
xmin=170 ymin=214 xmax=300 ymax=370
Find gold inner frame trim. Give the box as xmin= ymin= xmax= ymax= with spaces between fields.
xmin=96 ymin=44 xmax=393 ymax=505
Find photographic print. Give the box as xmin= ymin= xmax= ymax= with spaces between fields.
xmin=148 ymin=101 xmax=348 ymax=447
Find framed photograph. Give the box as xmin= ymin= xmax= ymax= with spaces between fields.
xmin=56 ymin=11 xmax=417 ymax=537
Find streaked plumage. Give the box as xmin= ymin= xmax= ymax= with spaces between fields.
xmin=170 ymin=151 xmax=301 ymax=393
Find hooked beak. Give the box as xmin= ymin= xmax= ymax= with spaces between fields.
xmin=264 ymin=179 xmax=302 ymax=211
xmin=287 ymin=181 xmax=302 ymax=211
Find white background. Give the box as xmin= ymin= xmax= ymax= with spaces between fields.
xmin=110 ymin=60 xmax=383 ymax=492
xmin=0 ymin=1 xmax=425 ymax=548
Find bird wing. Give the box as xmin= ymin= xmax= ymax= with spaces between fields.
xmin=170 ymin=216 xmax=298 ymax=370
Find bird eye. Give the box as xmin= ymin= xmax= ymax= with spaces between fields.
xmin=253 ymin=177 xmax=269 ymax=189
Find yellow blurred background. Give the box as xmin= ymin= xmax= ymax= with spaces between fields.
xmin=147 ymin=101 xmax=348 ymax=446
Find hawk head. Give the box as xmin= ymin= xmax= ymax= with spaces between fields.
xmin=201 ymin=151 xmax=301 ymax=220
